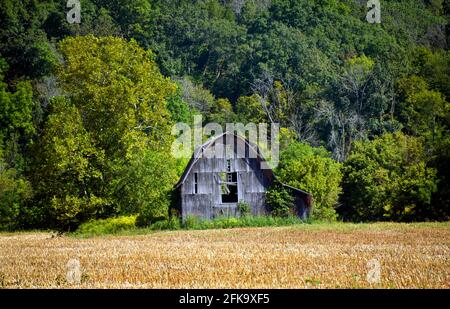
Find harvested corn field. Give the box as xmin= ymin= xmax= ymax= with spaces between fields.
xmin=0 ymin=223 xmax=449 ymax=288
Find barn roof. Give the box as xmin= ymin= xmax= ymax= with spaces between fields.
xmin=174 ymin=132 xmax=273 ymax=189
xmin=174 ymin=132 xmax=312 ymax=200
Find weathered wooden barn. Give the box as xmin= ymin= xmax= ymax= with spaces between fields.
xmin=174 ymin=132 xmax=312 ymax=220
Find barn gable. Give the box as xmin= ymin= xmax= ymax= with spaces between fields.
xmin=174 ymin=132 xmax=312 ymax=220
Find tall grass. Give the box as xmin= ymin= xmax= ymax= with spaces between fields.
xmin=74 ymin=216 xmax=137 ymax=237
xmin=73 ymin=215 xmax=309 ymax=237
xmin=179 ymin=215 xmax=308 ymax=230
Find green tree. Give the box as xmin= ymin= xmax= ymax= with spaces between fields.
xmin=396 ymin=75 xmax=449 ymax=142
xmin=235 ymin=95 xmax=266 ymax=124
xmin=0 ymin=57 xmax=35 ymax=172
xmin=57 ymin=35 xmax=176 ymax=156
xmin=0 ymin=81 xmax=34 ymax=142
xmin=0 ymin=0 xmax=59 ymax=80
xmin=0 ymin=57 xmax=35 ymax=229
xmin=93 ymin=0 xmax=153 ymax=39
xmin=0 ymin=153 xmax=32 ymax=230
xmin=166 ymin=84 xmax=193 ymax=124
xmin=32 ymin=97 xmax=107 ymax=231
xmin=276 ymin=141 xmax=342 ymax=221
xmin=126 ymin=149 xmax=178 ymax=226
xmin=412 ymin=47 xmax=450 ymax=99
xmin=341 ymin=132 xmax=438 ymax=221
xmin=30 ymin=36 xmax=179 ymax=229
xmin=341 ymin=55 xmax=375 ymax=113
xmin=208 ymin=98 xmax=236 ymax=125
xmin=177 ymin=78 xmax=216 ymax=115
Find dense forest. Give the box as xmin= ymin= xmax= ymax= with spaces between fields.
xmin=0 ymin=0 xmax=449 ymax=230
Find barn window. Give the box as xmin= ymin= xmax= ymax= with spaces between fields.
xmin=194 ymin=173 xmax=198 ymax=194
xmin=220 ymin=172 xmax=238 ymax=203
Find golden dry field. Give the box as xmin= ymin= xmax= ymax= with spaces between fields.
xmin=0 ymin=223 xmax=449 ymax=288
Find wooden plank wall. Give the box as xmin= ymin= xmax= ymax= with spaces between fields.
xmin=180 ymin=155 xmax=272 ymax=219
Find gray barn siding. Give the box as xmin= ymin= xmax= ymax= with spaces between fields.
xmin=181 ymin=194 xmax=212 ymax=219
xmin=176 ymin=133 xmax=311 ymax=220
xmin=180 ymin=155 xmax=272 ymax=220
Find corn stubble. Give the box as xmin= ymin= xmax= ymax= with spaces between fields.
xmin=0 ymin=225 xmax=449 ymax=288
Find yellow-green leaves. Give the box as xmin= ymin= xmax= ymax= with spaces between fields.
xmin=57 ymin=35 xmax=176 ymax=155
xmin=277 ymin=142 xmax=342 ymax=221
xmin=342 ymin=132 xmax=438 ymax=221
xmin=35 ymin=36 xmax=179 ymax=230
xmin=396 ymin=75 xmax=448 ymax=139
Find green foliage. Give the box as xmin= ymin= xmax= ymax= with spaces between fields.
xmin=32 ymin=97 xmax=107 ymax=230
xmin=208 ymin=98 xmax=236 ymax=125
xmin=429 ymin=133 xmax=450 ymax=219
xmin=57 ymin=35 xmax=176 ymax=156
xmin=177 ymin=78 xmax=215 ymax=115
xmin=50 ymin=195 xmax=108 ymax=232
xmin=341 ymin=132 xmax=439 ymax=221
xmin=182 ymin=215 xmax=202 ymax=230
xmin=0 ymin=156 xmax=32 ymax=230
xmin=0 ymin=0 xmax=59 ymax=80
xmin=0 ymin=58 xmax=7 ymax=80
xmin=237 ymin=201 xmax=251 ymax=217
xmin=396 ymin=75 xmax=448 ymax=139
xmin=413 ymin=47 xmax=450 ymax=99
xmin=0 ymin=58 xmax=36 ymax=177
xmin=0 ymin=0 xmax=448 ymax=229
xmin=341 ymin=54 xmax=375 ymax=112
xmin=180 ymin=215 xmax=305 ymax=230
xmin=166 ymin=85 xmax=193 ymax=124
xmin=149 ymin=216 xmax=181 ymax=231
xmin=0 ymin=57 xmax=40 ymax=227
xmin=395 ymin=51 xmax=450 ymax=221
xmin=122 ymin=149 xmax=177 ymax=226
xmin=29 ymin=36 xmax=178 ymax=230
xmin=235 ymin=95 xmax=266 ymax=124
xmin=73 ymin=215 xmax=308 ymax=236
xmin=277 ymin=142 xmax=342 ymax=221
xmin=74 ymin=216 xmax=137 ymax=237
xmin=265 ymin=185 xmax=295 ymax=217
xmin=0 ymin=69 xmax=35 ymax=140
xmin=403 ymin=89 xmax=447 ymax=136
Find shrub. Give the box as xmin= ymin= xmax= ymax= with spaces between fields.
xmin=75 ymin=216 xmax=136 ymax=236
xmin=181 ymin=215 xmax=306 ymax=230
xmin=51 ymin=195 xmax=108 ymax=232
xmin=73 ymin=215 xmax=308 ymax=236
xmin=149 ymin=216 xmax=181 ymax=230
xmin=182 ymin=215 xmax=202 ymax=229
xmin=237 ymin=201 xmax=251 ymax=217
xmin=265 ymin=185 xmax=295 ymax=217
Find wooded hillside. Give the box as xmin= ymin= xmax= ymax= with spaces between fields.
xmin=0 ymin=0 xmax=449 ymax=230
